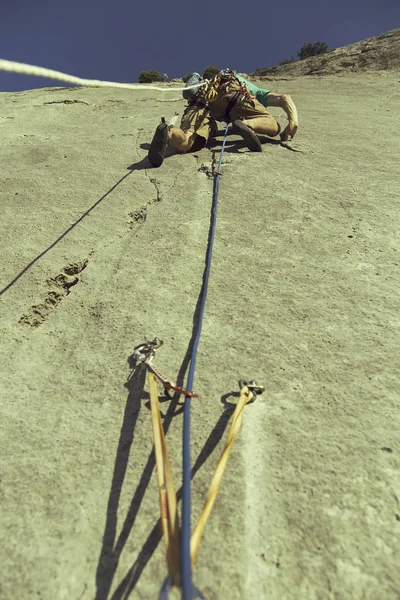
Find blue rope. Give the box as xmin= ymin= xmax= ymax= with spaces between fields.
xmin=181 ymin=123 xmax=230 ymax=600
xmin=159 ymin=576 xmax=206 ymax=600
xmin=159 ymin=576 xmax=171 ymax=600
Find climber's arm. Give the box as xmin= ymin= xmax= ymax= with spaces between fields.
xmin=265 ymin=92 xmax=298 ymax=140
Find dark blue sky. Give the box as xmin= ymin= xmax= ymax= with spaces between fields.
xmin=1 ymin=0 xmax=399 ymax=92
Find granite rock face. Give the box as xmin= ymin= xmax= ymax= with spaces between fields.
xmin=0 ymin=52 xmax=400 ymax=600
xmin=253 ymin=27 xmax=400 ymax=77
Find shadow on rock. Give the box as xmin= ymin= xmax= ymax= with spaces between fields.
xmin=211 ymin=135 xmax=281 ymax=151
xmin=94 ymin=176 xmax=241 ymax=598
xmin=94 ymin=358 xmax=146 ymax=600
xmin=0 ymin=171 xmax=134 ymax=298
xmin=126 ymin=157 xmax=150 ymax=171
xmin=102 ymin=390 xmax=236 ymax=600
xmin=128 ymin=144 xmax=180 ymax=171
xmin=94 ymin=354 xmax=182 ymax=600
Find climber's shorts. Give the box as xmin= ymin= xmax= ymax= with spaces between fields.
xmin=180 ymin=92 xmax=276 ymax=150
xmin=209 ymin=94 xmax=274 ymax=123
xmin=180 ymin=102 xmax=219 ymax=150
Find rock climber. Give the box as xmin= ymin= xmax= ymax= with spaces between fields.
xmin=148 ymin=69 xmax=299 ymax=168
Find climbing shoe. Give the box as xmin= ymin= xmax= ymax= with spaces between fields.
xmin=148 ymin=117 xmax=169 ymax=167
xmin=232 ymin=119 xmax=262 ymax=152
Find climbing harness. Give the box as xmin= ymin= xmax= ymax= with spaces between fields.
xmin=184 ymin=69 xmax=255 ymax=121
xmin=198 ymin=69 xmax=257 ymax=123
xmin=187 ymin=98 xmax=211 ymax=112
xmin=224 ymin=91 xmax=241 ymax=122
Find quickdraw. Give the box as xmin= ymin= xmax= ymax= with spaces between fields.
xmin=238 ymin=378 xmax=265 ymax=402
xmin=133 ymin=121 xmax=265 ymax=599
xmin=133 ymin=338 xmax=199 ymax=398
xmin=142 ymin=345 xmax=265 ymax=598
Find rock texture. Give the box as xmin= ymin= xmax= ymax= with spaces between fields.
xmin=253 ymin=28 xmax=400 ymax=78
xmin=1 ymin=31 xmax=400 ymax=600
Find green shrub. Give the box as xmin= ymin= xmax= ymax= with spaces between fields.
xmin=182 ymin=73 xmax=192 ymax=83
xmin=203 ymin=65 xmax=220 ymax=80
xmin=138 ymin=69 xmax=164 ymax=83
xmin=298 ymin=41 xmax=329 ymax=60
xmin=279 ymin=56 xmax=296 ymax=66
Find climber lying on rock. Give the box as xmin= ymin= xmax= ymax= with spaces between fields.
xmin=148 ymin=69 xmax=299 ymax=167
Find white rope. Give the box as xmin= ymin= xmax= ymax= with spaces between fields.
xmin=0 ymin=58 xmax=207 ymax=93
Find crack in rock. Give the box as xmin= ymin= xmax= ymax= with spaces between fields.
xmin=166 ymin=171 xmax=182 ymax=195
xmin=19 ymin=260 xmax=88 ymax=327
xmin=149 ymin=177 xmax=162 ymax=202
xmin=43 ymin=100 xmax=90 ymax=106
xmin=144 ymin=169 xmax=163 ymax=203
xmin=127 ymin=206 xmax=147 ymax=228
xmin=132 ymin=169 xmax=181 ymax=232
xmin=45 ymin=87 xmax=83 ymax=92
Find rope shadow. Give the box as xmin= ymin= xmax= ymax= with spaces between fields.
xmin=211 ymin=135 xmax=282 ymax=152
xmin=94 ymin=356 xmax=183 ymax=600
xmin=95 ymin=163 xmax=233 ymax=599
xmin=94 ymin=279 xmax=211 ymax=599
xmin=0 ymin=170 xmax=134 ymax=297
xmin=94 ymin=359 xmax=146 ymax=600
xmin=107 ymin=392 xmax=237 ymax=600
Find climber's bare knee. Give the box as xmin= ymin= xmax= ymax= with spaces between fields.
xmin=169 ymin=128 xmax=195 ymax=153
